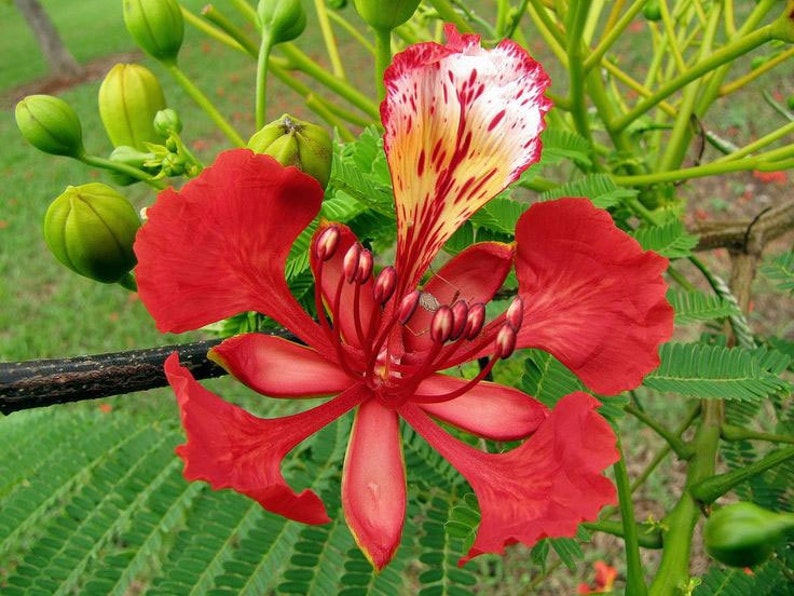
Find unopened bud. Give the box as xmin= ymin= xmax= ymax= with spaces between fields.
xmin=372 ymin=267 xmax=397 ymax=304
xmin=44 ymin=183 xmax=140 ymax=283
xmin=495 ymin=324 xmax=517 ymax=359
xmin=98 ymin=63 xmax=167 ymax=150
xmin=505 ymin=296 xmax=524 ymax=331
xmin=449 ymin=300 xmax=469 ymax=341
xmin=430 ymin=305 xmax=454 ymax=344
xmin=343 ymin=244 xmax=362 ymax=284
xmin=397 ymin=290 xmax=421 ymax=325
xmin=153 ymin=108 xmax=182 ymax=137
xmin=108 ymin=145 xmax=158 ymax=186
xmin=15 ymin=94 xmax=85 ymax=158
xmin=353 ymin=0 xmax=421 ymax=30
xmin=123 ymin=0 xmax=184 ymax=64
xmin=258 ymin=0 xmax=307 ymax=44
xmin=464 ymin=302 xmax=486 ymax=340
xmin=248 ymin=114 xmax=332 ymax=188
xmin=314 ymin=226 xmax=340 ymax=261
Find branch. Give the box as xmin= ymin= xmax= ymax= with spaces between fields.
xmin=692 ymin=199 xmax=794 ymax=252
xmin=0 ymin=339 xmax=224 ymax=415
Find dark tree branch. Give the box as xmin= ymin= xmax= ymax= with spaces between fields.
xmin=693 ymin=200 xmax=794 ymax=253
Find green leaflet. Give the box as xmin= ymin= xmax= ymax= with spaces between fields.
xmin=643 ymin=342 xmax=793 ymax=401
xmin=668 ymin=289 xmax=740 ymax=324
xmin=760 ymin=251 xmax=794 ymax=293
xmin=631 ymin=219 xmax=699 ymax=258
xmin=539 ymin=173 xmax=637 ymax=209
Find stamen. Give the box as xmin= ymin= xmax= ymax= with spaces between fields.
xmin=430 ymin=305 xmax=454 ymax=344
xmin=314 ymin=226 xmax=340 ymax=261
xmin=463 ymin=302 xmax=486 ymax=339
xmin=449 ymin=299 xmax=469 ymax=341
xmin=372 ymin=266 xmax=397 ymax=304
xmin=505 ymin=296 xmax=524 ymax=331
xmin=342 ymin=243 xmax=362 ymax=284
xmin=397 ymin=290 xmax=421 ymax=325
xmin=356 ymin=249 xmax=373 ymax=283
xmin=494 ymin=324 xmax=517 ymax=359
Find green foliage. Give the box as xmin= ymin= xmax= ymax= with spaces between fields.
xmin=631 ymin=220 xmax=699 ymax=258
xmin=521 ymin=349 xmax=584 ymax=408
xmin=668 ymin=289 xmax=740 ymax=324
xmin=539 ymin=173 xmax=638 ymax=209
xmin=693 ymin=556 xmax=793 ymax=596
xmin=643 ymin=342 xmax=792 ymax=401
xmin=760 ymin=251 xmax=794 ymax=293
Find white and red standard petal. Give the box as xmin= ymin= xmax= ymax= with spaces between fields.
xmin=382 ymin=25 xmax=552 ymax=291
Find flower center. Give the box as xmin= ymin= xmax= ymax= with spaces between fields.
xmin=313 ymin=227 xmax=522 ymax=408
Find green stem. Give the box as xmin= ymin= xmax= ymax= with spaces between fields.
xmin=164 ymin=63 xmax=245 ymax=147
xmin=328 ymin=9 xmax=374 ymax=53
xmin=584 ymin=0 xmax=648 ymax=71
xmin=256 ymin=32 xmax=273 ymax=130
xmin=200 ymin=4 xmax=259 ymax=56
xmin=566 ymin=1 xmax=592 ymax=143
xmin=427 ymin=0 xmax=474 ymax=33
xmin=612 ymin=24 xmax=778 ymax=133
xmin=314 ymin=0 xmax=346 ymax=78
xmin=278 ymin=44 xmax=380 ymax=119
xmin=614 ymin=436 xmax=648 ymax=596
xmin=691 ymin=445 xmax=794 ymax=505
xmin=713 ymin=122 xmax=794 ymax=163
xmin=612 ymin=155 xmax=794 ymax=186
xmin=656 ymin=5 xmax=721 ymax=173
xmin=80 ymin=154 xmax=166 ymax=190
xmin=182 ymin=6 xmax=253 ymax=55
xmin=581 ymin=519 xmax=663 ymax=549
xmin=625 ymin=404 xmax=692 ymax=459
xmin=721 ymin=424 xmax=794 ymax=445
xmin=373 ymin=27 xmax=392 ymax=102
xmin=649 ymin=401 xmax=722 ymax=596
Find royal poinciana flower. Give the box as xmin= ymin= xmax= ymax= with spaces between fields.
xmin=134 ymin=27 xmax=674 ymax=569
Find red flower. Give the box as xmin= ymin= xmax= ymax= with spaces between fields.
xmin=135 ymin=27 xmax=673 ymax=569
xmin=578 ymin=560 xmax=619 ymax=594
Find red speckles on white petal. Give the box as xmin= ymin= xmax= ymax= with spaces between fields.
xmin=382 ymin=25 xmax=552 ymax=291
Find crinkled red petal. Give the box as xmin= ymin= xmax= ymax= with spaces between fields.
xmin=416 ymin=374 xmax=548 ymax=441
xmin=400 ymin=392 xmax=618 ymax=564
xmin=134 ymin=149 xmax=326 ymax=349
xmin=166 ymin=353 xmax=368 ymax=524
xmin=210 ymin=334 xmax=352 ymax=397
xmin=382 ymin=25 xmax=552 ymax=292
xmin=515 ymin=198 xmax=674 ymax=395
xmin=342 ymin=400 xmax=406 ymax=570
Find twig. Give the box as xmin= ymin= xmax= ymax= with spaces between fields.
xmin=692 ymin=199 xmax=794 ymax=252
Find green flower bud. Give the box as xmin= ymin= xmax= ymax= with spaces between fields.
xmin=248 ymin=114 xmax=332 ymax=188
xmin=258 ymin=0 xmax=307 ymax=44
xmin=704 ymin=502 xmax=794 ymax=568
xmin=15 ymin=94 xmax=85 ymax=158
xmin=353 ymin=0 xmax=420 ymax=30
xmin=98 ymin=63 xmax=167 ymax=150
xmin=108 ymin=145 xmax=159 ymax=186
xmin=123 ymin=0 xmax=184 ymax=64
xmin=642 ymin=0 xmax=662 ymax=21
xmin=44 ymin=183 xmax=141 ymax=283
xmin=153 ymin=108 xmax=182 ymax=137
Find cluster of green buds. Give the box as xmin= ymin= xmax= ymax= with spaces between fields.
xmin=144 ymin=108 xmax=202 ymax=179
xmin=248 ymin=114 xmax=332 ymax=188
xmin=704 ymin=502 xmax=794 ymax=568
xmin=43 ymin=183 xmax=141 ymax=287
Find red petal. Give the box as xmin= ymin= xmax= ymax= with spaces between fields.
xmin=309 ymin=223 xmax=376 ymax=349
xmin=166 ymin=353 xmax=368 ymax=524
xmin=382 ymin=25 xmax=551 ymax=291
xmin=515 ymin=198 xmax=674 ymax=395
xmin=342 ymin=400 xmax=406 ymax=570
xmin=210 ymin=334 xmax=352 ymax=397
xmin=400 ymin=392 xmax=618 ymax=564
xmin=416 ymin=375 xmax=548 ymax=441
xmin=135 ymin=149 xmax=325 ymax=347
xmin=404 ymin=241 xmax=514 ymax=353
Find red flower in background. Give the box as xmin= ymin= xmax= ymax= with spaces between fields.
xmin=134 ymin=27 xmax=673 ymax=569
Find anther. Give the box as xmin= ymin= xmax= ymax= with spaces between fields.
xmin=343 ymin=243 xmax=362 ymax=283
xmin=397 ymin=290 xmax=421 ymax=324
xmin=449 ymin=299 xmax=469 ymax=341
xmin=505 ymin=296 xmax=524 ymax=331
xmin=430 ymin=305 xmax=454 ymax=344
xmin=356 ymin=249 xmax=373 ymax=283
xmin=463 ymin=302 xmax=486 ymax=340
xmin=372 ymin=266 xmax=397 ymax=304
xmin=495 ymin=324 xmax=517 ymax=359
xmin=314 ymin=226 xmax=340 ymax=261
